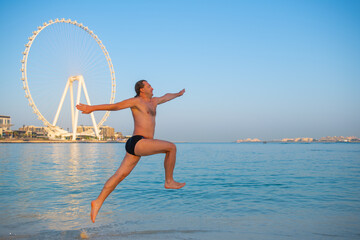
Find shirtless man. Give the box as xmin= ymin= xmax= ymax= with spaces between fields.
xmin=76 ymin=80 xmax=186 ymax=223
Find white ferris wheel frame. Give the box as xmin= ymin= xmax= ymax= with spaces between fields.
xmin=21 ymin=18 xmax=116 ymax=139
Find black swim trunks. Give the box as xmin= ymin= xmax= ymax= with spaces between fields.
xmin=125 ymin=135 xmax=144 ymax=156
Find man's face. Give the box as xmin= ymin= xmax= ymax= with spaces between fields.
xmin=141 ymin=81 xmax=153 ymax=97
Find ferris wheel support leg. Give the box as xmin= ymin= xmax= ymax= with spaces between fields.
xmin=80 ymin=76 xmax=100 ymax=140
xmin=73 ymin=80 xmax=82 ymax=141
xmin=70 ymin=82 xmax=75 ymax=134
xmin=53 ymin=80 xmax=70 ymax=126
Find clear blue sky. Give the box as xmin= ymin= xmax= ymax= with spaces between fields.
xmin=0 ymin=0 xmax=359 ymax=142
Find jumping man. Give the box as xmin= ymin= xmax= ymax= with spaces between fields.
xmin=76 ymin=80 xmax=186 ymax=223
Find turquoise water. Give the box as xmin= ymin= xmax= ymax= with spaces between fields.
xmin=0 ymin=143 xmax=360 ymax=239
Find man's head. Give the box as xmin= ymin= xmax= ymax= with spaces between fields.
xmin=134 ymin=80 xmax=153 ymax=98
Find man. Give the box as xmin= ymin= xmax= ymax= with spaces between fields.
xmin=76 ymin=80 xmax=186 ymax=223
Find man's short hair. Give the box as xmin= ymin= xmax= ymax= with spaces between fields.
xmin=134 ymin=80 xmax=147 ymax=97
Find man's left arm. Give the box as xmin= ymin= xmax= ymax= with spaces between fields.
xmin=155 ymin=89 xmax=185 ymax=105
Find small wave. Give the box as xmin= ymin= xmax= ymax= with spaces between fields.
xmin=312 ymin=232 xmax=343 ymax=237
xmin=107 ymin=229 xmax=211 ymax=237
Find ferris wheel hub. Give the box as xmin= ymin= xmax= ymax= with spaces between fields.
xmin=69 ymin=75 xmax=83 ymax=83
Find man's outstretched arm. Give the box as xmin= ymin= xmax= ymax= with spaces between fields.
xmin=155 ymin=89 xmax=185 ymax=105
xmin=76 ymin=98 xmax=137 ymax=114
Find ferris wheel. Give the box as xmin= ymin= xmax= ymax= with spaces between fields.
xmin=21 ymin=18 xmax=116 ymax=140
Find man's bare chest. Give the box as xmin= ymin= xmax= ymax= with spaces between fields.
xmin=140 ymin=101 xmax=157 ymax=116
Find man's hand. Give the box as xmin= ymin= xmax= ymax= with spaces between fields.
xmin=76 ymin=103 xmax=93 ymax=114
xmin=178 ymin=89 xmax=185 ymax=97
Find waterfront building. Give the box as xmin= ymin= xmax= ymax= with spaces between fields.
xmin=281 ymin=137 xmax=314 ymax=142
xmin=100 ymin=126 xmax=115 ymax=139
xmin=114 ymin=132 xmax=125 ymax=140
xmin=77 ymin=125 xmax=115 ymax=139
xmin=0 ymin=115 xmax=12 ymax=137
xmin=236 ymin=138 xmax=261 ymax=143
xmin=319 ymin=136 xmax=360 ymax=142
xmin=19 ymin=125 xmax=48 ymax=138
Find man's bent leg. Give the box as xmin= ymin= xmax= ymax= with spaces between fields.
xmin=135 ymin=139 xmax=185 ymax=189
xmin=91 ymin=153 xmax=140 ymax=223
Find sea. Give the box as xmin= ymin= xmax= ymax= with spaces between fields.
xmin=0 ymin=142 xmax=359 ymax=240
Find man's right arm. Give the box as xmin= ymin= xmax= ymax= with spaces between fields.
xmin=76 ymin=98 xmax=138 ymax=114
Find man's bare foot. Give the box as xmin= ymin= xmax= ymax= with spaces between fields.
xmin=91 ymin=200 xmax=102 ymax=223
xmin=165 ymin=181 xmax=186 ymax=189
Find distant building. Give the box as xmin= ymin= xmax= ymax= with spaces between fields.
xmin=0 ymin=115 xmax=12 ymax=130
xmin=281 ymin=137 xmax=314 ymax=142
xmin=77 ymin=125 xmax=94 ymax=133
xmin=236 ymin=138 xmax=261 ymax=143
xmin=77 ymin=125 xmax=115 ymax=139
xmin=114 ymin=132 xmax=124 ymax=140
xmin=19 ymin=125 xmax=48 ymax=138
xmin=100 ymin=126 xmax=115 ymax=139
xmin=345 ymin=136 xmax=360 ymax=142
xmin=319 ymin=136 xmax=337 ymax=142
xmin=319 ymin=136 xmax=360 ymax=142
xmin=0 ymin=115 xmax=12 ymax=137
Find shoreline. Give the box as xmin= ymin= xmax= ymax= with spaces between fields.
xmin=0 ymin=139 xmax=359 ymax=144
xmin=0 ymin=139 xmax=125 ymax=143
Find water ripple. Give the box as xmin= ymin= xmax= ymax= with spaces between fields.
xmin=1 ymin=143 xmax=360 ymax=239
